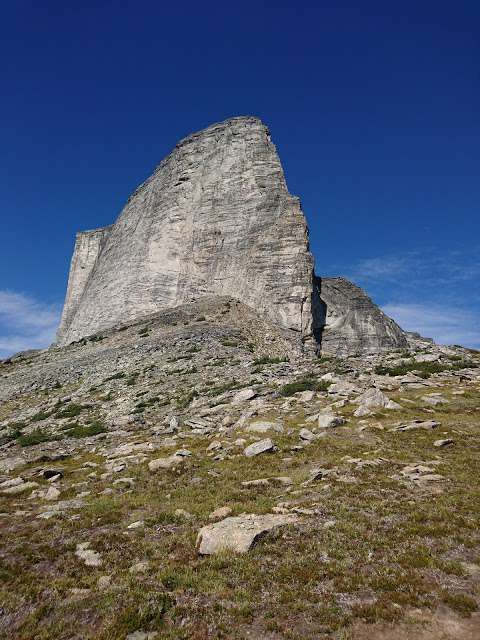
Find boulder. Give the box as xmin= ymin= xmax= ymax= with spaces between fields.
xmin=317 ymin=414 xmax=345 ymax=429
xmin=197 ymin=513 xmax=299 ymax=554
xmin=243 ymin=438 xmax=275 ymax=457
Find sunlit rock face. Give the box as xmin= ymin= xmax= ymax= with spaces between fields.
xmin=56 ymin=117 xmax=317 ymax=347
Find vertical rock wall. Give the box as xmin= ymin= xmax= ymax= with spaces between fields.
xmin=57 ymin=226 xmax=112 ymax=341
xmin=56 ymin=117 xmax=317 ymax=347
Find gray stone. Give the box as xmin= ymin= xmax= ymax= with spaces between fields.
xmin=1 ymin=481 xmax=38 ymax=496
xmin=232 ymin=388 xmax=257 ymax=404
xmin=317 ymin=414 xmax=345 ymax=429
xmin=315 ymin=277 xmax=408 ymax=357
xmin=197 ymin=513 xmax=298 ymax=554
xmin=245 ymin=420 xmax=283 ymax=434
xmin=243 ymin=438 xmax=275 ymax=457
xmin=299 ymin=428 xmax=316 ymax=441
xmin=393 ymin=420 xmax=439 ymax=432
xmin=434 ymin=439 xmax=454 ymax=448
xmin=56 ymin=117 xmax=317 ymax=348
xmin=354 ymin=387 xmax=401 ymax=410
xmin=75 ymin=542 xmax=102 ymax=567
xmin=148 ymin=455 xmax=184 ymax=471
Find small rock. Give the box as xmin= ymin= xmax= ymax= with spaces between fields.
xmin=148 ymin=455 xmax=184 ymax=471
xmin=1 ymin=481 xmax=38 ymax=496
xmin=126 ymin=632 xmax=158 ymax=640
xmin=299 ymin=428 xmax=316 ymax=441
xmin=75 ymin=542 xmax=102 ymax=567
xmin=434 ymin=439 xmax=454 ymax=448
xmin=297 ymin=390 xmax=315 ymax=401
xmin=245 ymin=421 xmax=283 ymax=434
xmin=393 ymin=420 xmax=439 ymax=432
xmin=44 ymin=486 xmax=61 ymax=501
xmin=127 ymin=520 xmax=144 ymax=529
xmin=317 ymin=414 xmax=345 ymax=429
xmin=243 ymin=438 xmax=275 ymax=457
xmin=174 ymin=508 xmax=192 ymax=519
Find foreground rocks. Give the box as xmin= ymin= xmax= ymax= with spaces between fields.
xmin=0 ymin=294 xmax=479 ymax=640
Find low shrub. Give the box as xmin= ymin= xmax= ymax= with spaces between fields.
xmin=279 ymin=377 xmax=330 ymax=397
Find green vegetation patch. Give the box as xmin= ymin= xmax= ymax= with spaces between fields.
xmin=17 ymin=428 xmax=61 ymax=447
xmin=55 ymin=403 xmax=88 ymax=418
xmin=279 ymin=376 xmax=330 ymax=396
xmin=375 ymin=358 xmax=478 ymax=378
xmin=63 ymin=421 xmax=107 ymax=439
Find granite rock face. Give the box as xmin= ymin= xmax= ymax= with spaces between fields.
xmin=56 ymin=117 xmax=317 ymax=347
xmin=56 ymin=115 xmax=409 ymax=356
xmin=315 ymin=277 xmax=408 ymax=356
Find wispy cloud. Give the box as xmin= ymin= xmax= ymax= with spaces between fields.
xmin=382 ymin=303 xmax=480 ymax=348
xmin=0 ymin=290 xmax=61 ymax=358
xmin=343 ymin=247 xmax=480 ymax=296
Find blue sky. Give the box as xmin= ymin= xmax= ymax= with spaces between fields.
xmin=1 ymin=1 xmax=479 ymax=356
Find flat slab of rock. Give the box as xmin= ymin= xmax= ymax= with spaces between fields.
xmin=148 ymin=454 xmax=185 ymax=471
xmin=197 ymin=513 xmax=299 ymax=554
xmin=232 ymin=388 xmax=257 ymax=404
xmin=393 ymin=420 xmax=439 ymax=432
xmin=245 ymin=421 xmax=283 ymax=434
xmin=1 ymin=481 xmax=38 ymax=496
xmin=244 ymin=438 xmax=275 ymax=457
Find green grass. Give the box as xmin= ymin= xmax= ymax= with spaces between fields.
xmin=375 ymin=358 xmax=478 ymax=378
xmin=278 ymin=376 xmax=330 ymax=396
xmin=17 ymin=428 xmax=61 ymax=447
xmin=63 ymin=421 xmax=107 ymax=439
xmin=55 ymin=403 xmax=88 ymax=418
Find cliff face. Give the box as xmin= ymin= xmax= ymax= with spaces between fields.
xmin=57 ymin=226 xmax=112 ymax=339
xmin=56 ymin=117 xmax=317 ymax=347
xmin=315 ymin=277 xmax=408 ymax=356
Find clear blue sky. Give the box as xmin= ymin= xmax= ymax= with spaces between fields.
xmin=1 ymin=1 xmax=479 ymax=356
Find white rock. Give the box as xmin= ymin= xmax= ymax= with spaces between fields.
xmin=1 ymin=481 xmax=38 ymax=496
xmin=317 ymin=414 xmax=345 ymax=429
xmin=245 ymin=421 xmax=283 ymax=434
xmin=75 ymin=542 xmax=102 ymax=567
xmin=297 ymin=390 xmax=315 ymax=401
xmin=232 ymin=388 xmax=257 ymax=404
xmin=44 ymin=486 xmax=61 ymax=501
xmin=243 ymin=438 xmax=275 ymax=457
xmin=197 ymin=513 xmax=299 ymax=554
xmin=148 ymin=455 xmax=184 ymax=471
xmin=434 ymin=439 xmax=454 ymax=448
xmin=299 ymin=428 xmax=316 ymax=441
xmin=354 ymin=387 xmax=401 ymax=410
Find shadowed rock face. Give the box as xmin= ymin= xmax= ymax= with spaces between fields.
xmin=56 ymin=116 xmax=317 ymax=347
xmin=315 ymin=276 xmax=408 ymax=356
